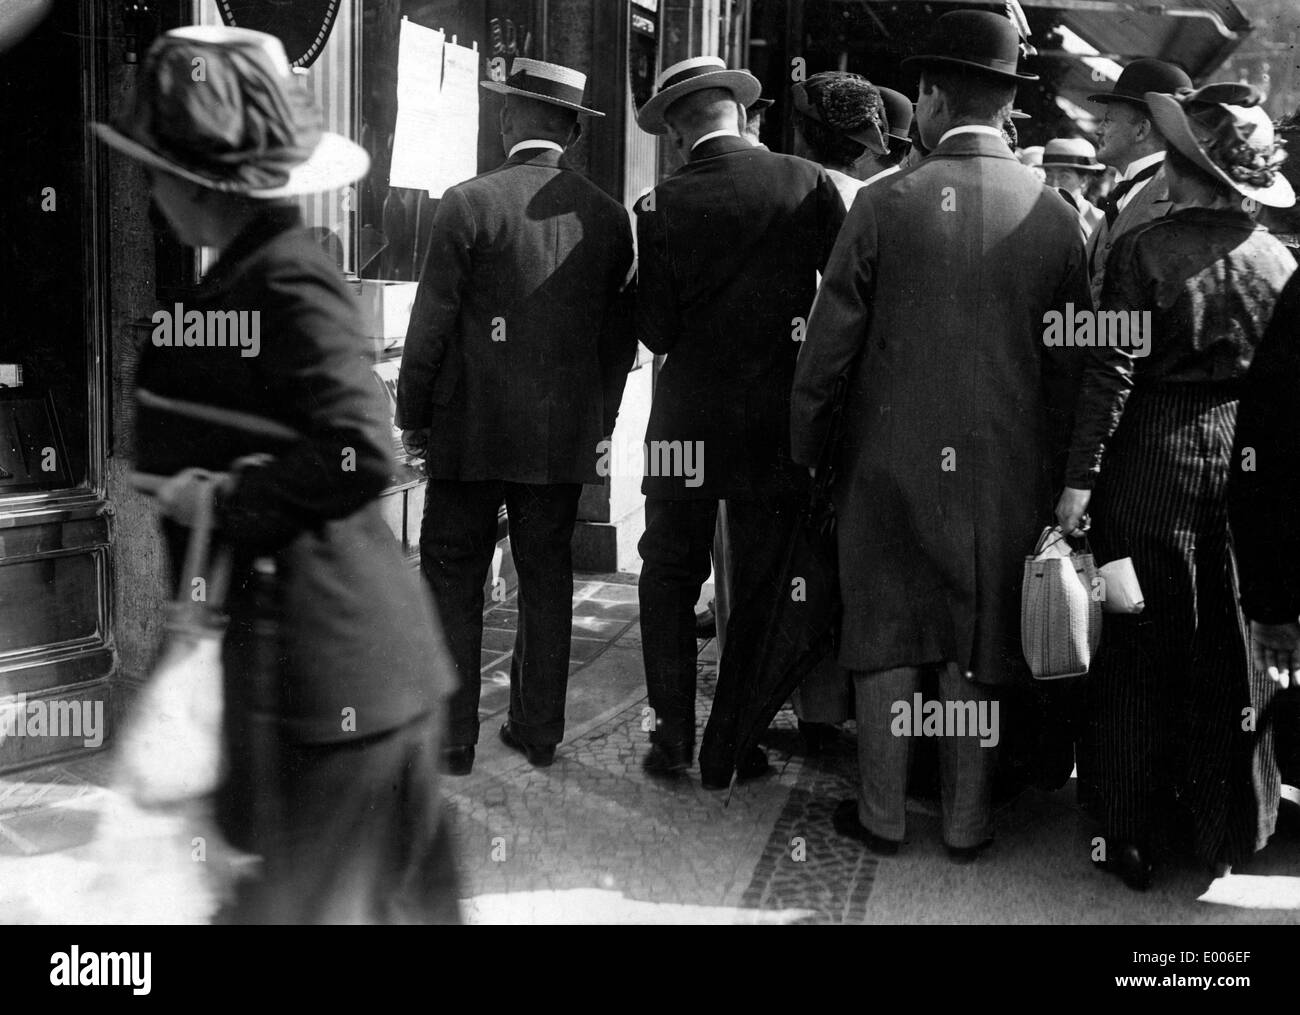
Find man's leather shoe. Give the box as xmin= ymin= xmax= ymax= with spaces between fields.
xmin=700 ymin=746 xmax=771 ymax=790
xmin=832 ymin=799 xmax=900 ymax=855
xmin=1093 ymin=841 xmax=1152 ymax=891
xmin=695 ymin=605 xmax=717 ymax=639
xmin=642 ymin=741 xmax=691 ymax=779
xmin=945 ymin=837 xmax=994 ymax=864
xmin=442 ymin=745 xmax=475 ymax=776
xmin=499 ymin=722 xmax=556 ymax=767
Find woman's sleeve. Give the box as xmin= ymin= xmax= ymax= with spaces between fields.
xmin=216 ymin=261 xmax=392 ymax=555
xmin=1230 ymin=272 xmax=1300 ymax=623
xmin=1062 ymin=231 xmax=1148 ymax=489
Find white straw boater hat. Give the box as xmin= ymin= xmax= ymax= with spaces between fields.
xmin=1041 ymin=138 xmax=1104 ymax=172
xmin=1146 ymin=82 xmax=1294 ymax=208
xmin=93 ymin=26 xmax=369 ymax=199
xmin=637 ymin=56 xmax=761 ymax=135
xmin=481 ymin=57 xmax=603 ymax=117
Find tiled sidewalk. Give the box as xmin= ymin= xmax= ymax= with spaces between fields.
xmin=3 ymin=573 xmax=1300 ymax=924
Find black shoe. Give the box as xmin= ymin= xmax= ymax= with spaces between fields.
xmin=945 ymin=837 xmax=994 ymax=864
xmin=1093 ymin=840 xmax=1153 ymax=892
xmin=695 ymin=605 xmax=717 ymax=639
xmin=700 ymin=746 xmax=772 ymax=790
xmin=798 ymin=720 xmax=837 ymax=756
xmin=642 ymin=741 xmax=691 ymax=779
xmin=442 ymin=745 xmax=475 ymax=776
xmin=499 ymin=722 xmax=556 ymax=767
xmin=832 ymin=799 xmax=900 ymax=856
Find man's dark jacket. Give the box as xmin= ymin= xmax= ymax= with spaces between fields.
xmin=635 ymin=134 xmax=845 ymax=500
xmin=396 ymin=147 xmax=637 ymax=485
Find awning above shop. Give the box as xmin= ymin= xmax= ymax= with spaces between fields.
xmin=843 ymin=0 xmax=1252 ymax=80
xmin=1035 ymin=0 xmax=1251 ymax=79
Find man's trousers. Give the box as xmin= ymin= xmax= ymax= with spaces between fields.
xmin=638 ymin=491 xmax=802 ymax=781
xmin=419 ymin=479 xmax=581 ymax=748
xmin=852 ymin=663 xmax=1000 ymax=849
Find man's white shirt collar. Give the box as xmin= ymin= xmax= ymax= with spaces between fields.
xmin=509 ymin=139 xmax=564 ymax=159
xmin=938 ymin=124 xmax=1005 ymax=145
xmin=862 ymin=165 xmax=902 ymax=187
xmin=1119 ymin=150 xmax=1165 ymax=181
xmin=1114 ymin=151 xmax=1166 ymax=212
xmin=692 ymin=128 xmax=741 ymax=150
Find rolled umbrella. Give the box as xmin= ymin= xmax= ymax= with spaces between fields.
xmin=728 ymin=374 xmax=849 ymax=791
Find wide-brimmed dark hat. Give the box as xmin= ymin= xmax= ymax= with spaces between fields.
xmin=93 ymin=26 xmax=368 ymax=198
xmin=902 ymin=10 xmax=1038 ymax=83
xmin=482 ymin=57 xmax=604 ymax=117
xmin=747 ymin=97 xmax=775 ymax=117
xmin=791 ymin=72 xmax=888 ymax=155
xmin=1088 ymin=58 xmax=1191 ymax=110
xmin=1042 ymin=137 xmax=1104 ymax=171
xmin=637 ymin=56 xmax=761 ymax=135
xmin=1147 ymin=83 xmax=1294 ymax=208
xmin=878 ymin=87 xmax=914 ymax=143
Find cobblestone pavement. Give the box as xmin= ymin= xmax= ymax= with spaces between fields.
xmin=3 ymin=573 xmax=1300 ymax=924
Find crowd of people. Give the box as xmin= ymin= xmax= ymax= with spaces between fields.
xmin=106 ymin=8 xmax=1300 ymax=923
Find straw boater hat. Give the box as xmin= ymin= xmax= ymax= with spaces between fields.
xmin=637 ymin=56 xmax=761 ymax=135
xmin=902 ymin=10 xmax=1038 ymax=82
xmin=1088 ymin=58 xmax=1191 ymax=111
xmin=481 ymin=57 xmax=603 ymax=117
xmin=93 ymin=26 xmax=368 ymax=199
xmin=1041 ymin=138 xmax=1104 ymax=172
xmin=1146 ymin=83 xmax=1294 ymax=208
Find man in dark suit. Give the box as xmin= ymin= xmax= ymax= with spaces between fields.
xmin=397 ymin=58 xmax=636 ymax=776
xmin=1084 ymin=58 xmax=1191 ymax=305
xmin=634 ymin=56 xmax=845 ymax=787
xmin=790 ymin=10 xmax=1090 ymax=860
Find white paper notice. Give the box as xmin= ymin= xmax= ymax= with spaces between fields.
xmin=388 ymin=20 xmax=480 ymax=198
xmin=390 ymin=21 xmax=445 ymax=192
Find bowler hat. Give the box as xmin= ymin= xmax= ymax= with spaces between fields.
xmin=93 ymin=26 xmax=368 ymax=198
xmin=1042 ymin=137 xmax=1104 ymax=171
xmin=1088 ymin=58 xmax=1191 ymax=110
xmin=482 ymin=57 xmax=604 ymax=117
xmin=902 ymin=10 xmax=1038 ymax=83
xmin=637 ymin=56 xmax=761 ymax=135
xmin=1146 ymin=83 xmax=1294 ymax=208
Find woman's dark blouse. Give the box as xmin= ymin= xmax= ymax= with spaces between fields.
xmin=1065 ymin=207 xmax=1297 ymax=489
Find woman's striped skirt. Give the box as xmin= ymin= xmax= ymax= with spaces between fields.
xmin=1080 ymin=382 xmax=1281 ymax=869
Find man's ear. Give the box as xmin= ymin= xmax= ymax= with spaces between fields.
xmin=736 ymin=101 xmax=748 ymax=134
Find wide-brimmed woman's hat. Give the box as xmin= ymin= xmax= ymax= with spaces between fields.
xmin=1147 ymin=83 xmax=1294 ymax=208
xmin=902 ymin=10 xmax=1038 ymax=83
xmin=1042 ymin=137 xmax=1104 ymax=172
xmin=93 ymin=26 xmax=368 ymax=199
xmin=481 ymin=57 xmax=603 ymax=117
xmin=791 ymin=72 xmax=888 ymax=155
xmin=637 ymin=56 xmax=761 ymax=135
